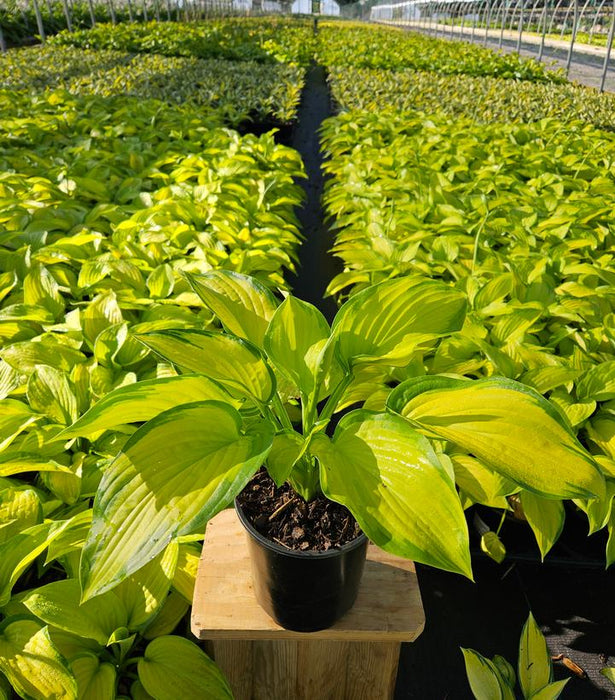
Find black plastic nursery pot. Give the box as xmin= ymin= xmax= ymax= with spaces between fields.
xmin=235 ymin=500 xmax=368 ymax=632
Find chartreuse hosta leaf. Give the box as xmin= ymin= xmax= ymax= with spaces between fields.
xmin=388 ymin=376 xmax=605 ymax=500
xmin=518 ymin=613 xmax=553 ymax=698
xmin=60 ymin=375 xmax=237 ymax=438
xmin=135 ymin=330 xmax=276 ymax=405
xmin=311 ymin=411 xmax=472 ymax=578
xmin=519 ymin=492 xmax=565 ymax=560
xmin=22 ymin=579 xmax=128 ymax=646
xmin=461 ymin=648 xmax=515 ymax=700
xmin=330 ymin=277 xmax=467 ymax=371
xmin=0 ymin=486 xmax=42 ymax=543
xmin=70 ymin=653 xmax=116 ymax=700
xmin=143 ymin=591 xmax=190 ymax=640
xmin=186 ymin=270 xmax=279 ymax=345
xmin=80 ymin=402 xmax=273 ymax=600
xmin=138 ymin=636 xmax=232 ymax=700
xmin=0 ymin=618 xmax=77 ymax=700
xmin=265 ymin=296 xmax=331 ymax=398
xmin=0 ymin=523 xmax=58 ymax=607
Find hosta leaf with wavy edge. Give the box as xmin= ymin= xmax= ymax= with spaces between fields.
xmin=186 ymin=270 xmax=278 ymax=345
xmin=311 ymin=411 xmax=472 ymax=578
xmin=70 ymin=653 xmax=116 ymax=700
xmin=329 ymin=277 xmax=467 ymax=371
xmin=135 ymin=330 xmax=275 ymax=404
xmin=388 ymin=376 xmax=605 ymax=500
xmin=60 ymin=376 xmax=237 ymax=438
xmin=115 ymin=543 xmax=178 ymax=631
xmin=0 ymin=618 xmax=77 ymax=700
xmin=80 ymin=402 xmax=273 ymax=600
xmin=0 ymin=487 xmax=42 ymax=544
xmin=22 ymin=579 xmax=128 ymax=646
xmin=264 ymin=296 xmax=330 ymax=398
xmin=138 ymin=636 xmax=232 ymax=700
xmin=0 ymin=522 xmax=57 ymax=607
xmin=143 ymin=591 xmax=189 ymax=640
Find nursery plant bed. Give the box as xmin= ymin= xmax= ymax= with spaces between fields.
xmin=191 ymin=508 xmax=425 ymax=700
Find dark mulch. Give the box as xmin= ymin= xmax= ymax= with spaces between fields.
xmin=236 ymin=469 xmax=362 ymax=552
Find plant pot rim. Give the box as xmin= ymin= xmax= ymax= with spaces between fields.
xmin=234 ymin=498 xmax=368 ymax=560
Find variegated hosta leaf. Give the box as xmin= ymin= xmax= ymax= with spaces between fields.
xmin=22 ymin=579 xmax=129 ymax=646
xmin=0 ymin=522 xmax=56 ymax=607
xmin=135 ymin=330 xmax=276 ymax=404
xmin=172 ymin=543 xmax=201 ymax=603
xmin=519 ymin=492 xmax=565 ymax=560
xmin=115 ymin=543 xmax=179 ymax=631
xmin=27 ymin=366 xmax=78 ymax=426
xmin=60 ymin=375 xmax=237 ymax=438
xmin=186 ymin=270 xmax=279 ymax=345
xmin=264 ymin=296 xmax=330 ymax=398
xmin=70 ymin=653 xmax=116 ymax=700
xmin=0 ymin=486 xmax=42 ymax=543
xmin=311 ymin=411 xmax=472 ymax=578
xmin=388 ymin=376 xmax=605 ymax=500
xmin=450 ymin=454 xmax=515 ymax=510
xmin=138 ymin=636 xmax=232 ymax=700
xmin=80 ymin=402 xmax=273 ymax=600
xmin=143 ymin=592 xmax=189 ymax=640
xmin=0 ymin=618 xmax=77 ymax=700
xmin=329 ymin=276 xmax=467 ymax=371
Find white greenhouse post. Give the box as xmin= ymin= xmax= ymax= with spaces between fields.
xmin=143 ymin=0 xmax=148 ymax=21
xmin=516 ymin=0 xmax=524 ymax=52
xmin=547 ymin=0 xmax=565 ymax=33
xmin=484 ymin=0 xmax=494 ymax=44
xmin=589 ymin=0 xmax=608 ymax=43
xmin=538 ymin=0 xmax=548 ymax=60
xmin=32 ymin=0 xmax=46 ymax=42
xmin=565 ymin=0 xmax=579 ymax=77
xmin=559 ymin=0 xmax=572 ymax=38
xmin=61 ymin=0 xmax=73 ymax=30
xmin=599 ymin=0 xmax=615 ymax=91
xmin=499 ymin=0 xmax=508 ymax=46
xmin=87 ymin=0 xmax=96 ymax=26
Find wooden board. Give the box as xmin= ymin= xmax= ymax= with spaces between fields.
xmin=191 ymin=508 xmax=425 ymax=642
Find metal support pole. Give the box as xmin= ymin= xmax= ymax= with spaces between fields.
xmin=127 ymin=0 xmax=134 ymax=21
xmin=484 ymin=0 xmax=494 ymax=44
xmin=166 ymin=0 xmax=172 ymax=20
xmin=108 ymin=0 xmax=117 ymax=23
xmin=499 ymin=0 xmax=508 ymax=45
xmin=87 ymin=0 xmax=96 ymax=26
xmin=516 ymin=0 xmax=524 ymax=52
xmin=61 ymin=0 xmax=73 ymax=29
xmin=565 ymin=0 xmax=579 ymax=77
xmin=600 ymin=0 xmax=615 ymax=91
xmin=32 ymin=0 xmax=46 ymax=42
xmin=538 ymin=1 xmax=548 ymax=60
xmin=0 ymin=25 xmax=6 ymax=53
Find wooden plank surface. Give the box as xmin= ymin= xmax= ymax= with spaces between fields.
xmin=191 ymin=508 xmax=425 ymax=642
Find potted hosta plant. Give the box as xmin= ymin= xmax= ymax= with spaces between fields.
xmin=63 ymin=272 xmax=605 ymax=631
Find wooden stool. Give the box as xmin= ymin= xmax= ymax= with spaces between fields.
xmin=191 ymin=509 xmax=425 ymax=700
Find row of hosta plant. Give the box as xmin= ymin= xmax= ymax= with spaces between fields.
xmin=51 ymin=17 xmax=316 ymax=65
xmin=0 ymin=45 xmax=304 ymax=125
xmin=315 ymin=22 xmax=564 ymax=82
xmin=0 ymin=0 xmax=134 ymax=46
xmin=329 ymin=65 xmax=615 ymax=129
xmin=321 ymin=110 xmax=615 ymax=562
xmin=0 ymin=89 xmax=304 ymax=698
